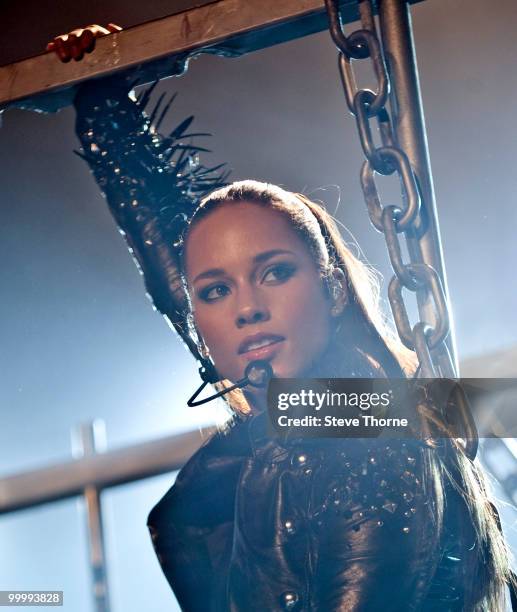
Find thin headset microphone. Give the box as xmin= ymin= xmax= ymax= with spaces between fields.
xmin=187 ymin=359 xmax=274 ymax=407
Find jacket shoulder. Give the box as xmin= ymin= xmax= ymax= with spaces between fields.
xmin=146 ymin=418 xmax=251 ymax=611
xmin=147 ymin=416 xmax=250 ymax=531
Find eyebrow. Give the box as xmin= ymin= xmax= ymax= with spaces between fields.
xmin=192 ymin=249 xmax=296 ymax=284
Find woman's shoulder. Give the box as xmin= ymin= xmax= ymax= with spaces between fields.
xmin=146 ymin=415 xmax=251 ymax=532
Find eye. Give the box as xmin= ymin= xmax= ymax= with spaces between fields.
xmin=198 ymin=283 xmax=231 ymax=303
xmin=262 ymin=262 xmax=296 ymax=284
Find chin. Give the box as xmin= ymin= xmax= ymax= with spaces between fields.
xmin=270 ymin=356 xmax=305 ymax=379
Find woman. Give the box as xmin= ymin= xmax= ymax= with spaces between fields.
xmin=145 ymin=180 xmax=512 ymax=611
xmin=48 ymin=26 xmax=515 ymax=611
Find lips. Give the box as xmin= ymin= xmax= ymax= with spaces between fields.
xmin=238 ymin=333 xmax=285 ymax=355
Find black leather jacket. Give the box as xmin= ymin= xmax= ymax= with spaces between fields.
xmin=147 ymin=410 xmax=482 ymax=611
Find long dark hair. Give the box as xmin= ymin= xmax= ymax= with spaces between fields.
xmin=180 ymin=180 xmax=513 ymax=609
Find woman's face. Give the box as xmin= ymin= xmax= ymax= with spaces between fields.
xmin=184 ymin=202 xmax=336 ymax=384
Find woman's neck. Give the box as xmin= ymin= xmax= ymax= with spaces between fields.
xmin=242 ymin=388 xmax=268 ymax=416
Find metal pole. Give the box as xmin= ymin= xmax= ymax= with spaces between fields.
xmin=378 ymin=0 xmax=458 ymax=377
xmin=0 ymin=426 xmax=210 ymax=515
xmin=73 ymin=421 xmax=111 ymax=612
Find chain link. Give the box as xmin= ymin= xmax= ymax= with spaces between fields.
xmin=353 ymin=90 xmax=394 ymax=171
xmin=361 ymin=147 xmax=421 ymax=230
xmin=324 ymin=0 xmax=455 ymax=380
xmin=337 ymin=34 xmax=389 ymax=115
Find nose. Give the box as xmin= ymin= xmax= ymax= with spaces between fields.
xmin=235 ymin=288 xmax=270 ymax=328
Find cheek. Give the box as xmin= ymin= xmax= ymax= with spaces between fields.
xmin=279 ymin=276 xmax=333 ymax=357
xmin=192 ymin=303 xmax=236 ymax=368
xmin=284 ymin=276 xmax=331 ymax=329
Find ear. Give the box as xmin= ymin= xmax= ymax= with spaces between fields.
xmin=328 ymin=267 xmax=348 ymax=317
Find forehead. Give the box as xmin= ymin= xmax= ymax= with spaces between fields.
xmin=184 ymin=202 xmax=312 ymax=275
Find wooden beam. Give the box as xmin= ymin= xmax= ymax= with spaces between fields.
xmin=0 ymin=0 xmax=423 ymax=111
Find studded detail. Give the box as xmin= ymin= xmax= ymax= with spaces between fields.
xmin=74 ymin=77 xmax=229 ymax=323
xmin=383 ymin=501 xmax=398 ymax=513
xmin=280 ymin=591 xmax=299 ymax=610
xmin=291 ymin=452 xmax=308 ymax=467
xmin=318 ymin=439 xmax=424 ymax=532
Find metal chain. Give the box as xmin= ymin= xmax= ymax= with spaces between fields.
xmin=324 ymin=0 xmax=455 ymax=381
